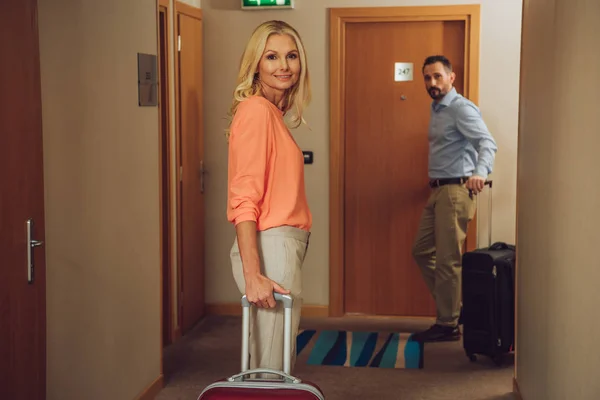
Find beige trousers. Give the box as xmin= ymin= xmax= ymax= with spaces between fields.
xmin=230 ymin=226 xmax=310 ymax=375
xmin=412 ymin=184 xmax=476 ymax=327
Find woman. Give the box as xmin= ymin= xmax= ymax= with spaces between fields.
xmin=226 ymin=20 xmax=312 ymax=374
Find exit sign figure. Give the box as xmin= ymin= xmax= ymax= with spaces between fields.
xmin=242 ymin=0 xmax=294 ymax=9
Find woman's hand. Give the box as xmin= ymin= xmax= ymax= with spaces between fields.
xmin=234 ymin=220 xmax=289 ymax=308
xmin=245 ymin=273 xmax=290 ymax=308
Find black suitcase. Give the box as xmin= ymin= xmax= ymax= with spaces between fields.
xmin=461 ymin=180 xmax=516 ymax=366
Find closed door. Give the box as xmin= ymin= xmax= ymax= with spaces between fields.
xmin=177 ymin=11 xmax=206 ymax=333
xmin=344 ymin=21 xmax=465 ymax=316
xmin=0 ymin=0 xmax=47 ymax=398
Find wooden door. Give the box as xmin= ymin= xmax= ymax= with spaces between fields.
xmin=344 ymin=21 xmax=465 ymax=316
xmin=0 ymin=0 xmax=47 ymax=398
xmin=176 ymin=8 xmax=205 ymax=334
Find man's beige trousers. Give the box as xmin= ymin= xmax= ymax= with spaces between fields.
xmin=412 ymin=184 xmax=476 ymax=327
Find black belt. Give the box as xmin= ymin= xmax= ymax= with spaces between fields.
xmin=429 ymin=177 xmax=469 ymax=188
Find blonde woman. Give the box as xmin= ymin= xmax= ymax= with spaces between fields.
xmin=226 ymin=20 xmax=311 ymax=373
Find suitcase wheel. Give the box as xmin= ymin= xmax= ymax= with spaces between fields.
xmin=465 ymin=352 xmax=504 ymax=366
xmin=492 ymin=354 xmax=504 ymax=366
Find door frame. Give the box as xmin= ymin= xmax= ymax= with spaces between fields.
xmin=173 ymin=0 xmax=204 ymax=333
xmin=157 ymin=0 xmax=173 ymax=353
xmin=329 ymin=5 xmax=481 ymax=317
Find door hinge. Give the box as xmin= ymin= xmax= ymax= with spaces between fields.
xmin=177 ymin=35 xmax=181 ymax=52
xmin=179 ymin=165 xmax=183 ymax=181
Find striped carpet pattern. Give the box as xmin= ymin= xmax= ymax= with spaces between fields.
xmin=296 ymin=330 xmax=424 ymax=369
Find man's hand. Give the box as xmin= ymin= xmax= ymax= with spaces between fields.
xmin=466 ymin=175 xmax=486 ymax=193
xmin=245 ymin=273 xmax=290 ymax=309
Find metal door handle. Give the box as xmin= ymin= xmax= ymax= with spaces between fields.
xmin=200 ymin=160 xmax=207 ymax=194
xmin=26 ymin=219 xmax=44 ymax=284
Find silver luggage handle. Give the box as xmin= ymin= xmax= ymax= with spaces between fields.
xmin=240 ymin=293 xmax=294 ymax=375
xmin=227 ymin=368 xmax=301 ymax=384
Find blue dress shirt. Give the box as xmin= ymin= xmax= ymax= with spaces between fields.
xmin=428 ymin=87 xmax=497 ymax=179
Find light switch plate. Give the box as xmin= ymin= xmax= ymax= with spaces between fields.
xmin=138 ymin=53 xmax=157 ymax=106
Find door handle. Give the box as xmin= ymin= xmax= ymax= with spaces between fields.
xmin=26 ymin=218 xmax=44 ymax=284
xmin=200 ymin=160 xmax=207 ymax=194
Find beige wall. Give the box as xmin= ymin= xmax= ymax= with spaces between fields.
xmin=179 ymin=0 xmax=202 ymax=7
xmin=202 ymin=0 xmax=523 ymax=305
xmin=38 ymin=0 xmax=162 ymax=399
xmin=515 ymin=0 xmax=600 ymax=398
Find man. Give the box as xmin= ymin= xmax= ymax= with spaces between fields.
xmin=411 ymin=55 xmax=497 ymax=342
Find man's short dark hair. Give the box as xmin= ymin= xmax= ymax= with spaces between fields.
xmin=422 ymin=55 xmax=453 ymax=73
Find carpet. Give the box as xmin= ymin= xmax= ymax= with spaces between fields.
xmin=296 ymin=329 xmax=423 ymax=369
xmin=157 ymin=316 xmax=515 ymax=400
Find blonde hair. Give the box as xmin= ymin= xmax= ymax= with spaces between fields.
xmin=225 ymin=20 xmax=311 ymax=138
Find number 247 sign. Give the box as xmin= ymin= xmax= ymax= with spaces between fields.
xmin=394 ymin=62 xmax=414 ymax=82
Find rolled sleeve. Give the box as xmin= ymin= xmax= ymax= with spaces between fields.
xmin=227 ymin=101 xmax=272 ymax=226
xmin=456 ymin=103 xmax=498 ymax=178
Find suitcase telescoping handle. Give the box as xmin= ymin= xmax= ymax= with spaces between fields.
xmin=476 ymin=180 xmax=493 ymax=248
xmin=240 ymin=293 xmax=294 ymax=375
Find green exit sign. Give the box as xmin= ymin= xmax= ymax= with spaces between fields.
xmin=241 ymin=0 xmax=294 ymax=10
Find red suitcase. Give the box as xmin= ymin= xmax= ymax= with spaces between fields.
xmin=197 ymin=293 xmax=325 ymax=399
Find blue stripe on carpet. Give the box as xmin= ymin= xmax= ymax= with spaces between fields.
xmin=404 ymin=333 xmax=424 ymax=369
xmin=307 ymin=330 xmax=340 ymax=365
xmin=378 ymin=333 xmax=400 ymax=368
xmin=322 ymin=330 xmax=347 ymax=365
xmin=298 ymin=330 xmax=423 ymax=369
xmin=296 ymin=329 xmax=316 ymax=355
xmin=369 ymin=333 xmax=394 ymax=367
xmin=353 ymin=332 xmax=378 ymax=367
